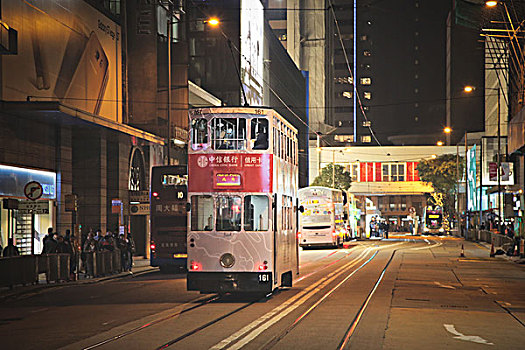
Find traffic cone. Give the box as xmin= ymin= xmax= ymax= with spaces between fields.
xmin=460 ymin=244 xmax=465 ymax=257
xmin=490 ymin=239 xmax=495 ymax=258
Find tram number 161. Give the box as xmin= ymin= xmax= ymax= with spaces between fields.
xmin=258 ymin=273 xmax=271 ymax=283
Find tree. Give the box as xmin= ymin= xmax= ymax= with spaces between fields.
xmin=311 ymin=164 xmax=352 ymax=191
xmin=417 ymin=154 xmax=464 ymax=218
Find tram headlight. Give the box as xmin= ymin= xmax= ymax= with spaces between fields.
xmin=220 ymin=253 xmax=235 ymax=268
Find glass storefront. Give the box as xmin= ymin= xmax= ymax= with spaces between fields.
xmin=0 ymin=164 xmax=56 ymax=255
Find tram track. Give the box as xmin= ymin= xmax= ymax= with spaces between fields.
xmin=151 ymin=246 xmax=375 ymax=350
xmin=255 ymin=240 xmax=437 ymax=350
xmin=81 ymin=294 xmax=222 ymax=350
xmin=81 ymin=243 xmax=381 ymax=350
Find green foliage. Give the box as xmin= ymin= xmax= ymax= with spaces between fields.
xmin=417 ymin=154 xmax=464 ymax=216
xmin=311 ymin=164 xmax=352 ymax=191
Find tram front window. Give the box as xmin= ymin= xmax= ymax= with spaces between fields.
xmin=244 ymin=195 xmax=269 ymax=231
xmin=250 ymin=118 xmax=269 ymax=150
xmin=191 ymin=118 xmax=208 ymax=150
xmin=216 ymin=196 xmax=242 ymax=231
xmin=212 ymin=117 xmax=246 ymax=150
xmin=191 ymin=195 xmax=214 ymax=231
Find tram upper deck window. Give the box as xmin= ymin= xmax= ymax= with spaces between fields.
xmin=216 ymin=196 xmax=242 ymax=231
xmin=162 ymin=174 xmax=187 ymax=187
xmin=244 ymin=195 xmax=269 ymax=231
xmin=250 ymin=118 xmax=269 ymax=150
xmin=191 ymin=118 xmax=208 ymax=150
xmin=212 ymin=118 xmax=246 ymax=150
xmin=191 ymin=195 xmax=213 ymax=231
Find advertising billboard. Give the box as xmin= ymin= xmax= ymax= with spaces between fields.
xmin=481 ymin=137 xmax=514 ymax=185
xmin=2 ymin=0 xmax=122 ymax=122
xmin=467 ymin=145 xmax=478 ymax=211
xmin=240 ymin=0 xmax=264 ymax=106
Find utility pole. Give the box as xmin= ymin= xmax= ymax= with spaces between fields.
xmin=166 ymin=2 xmax=172 ymax=165
xmin=332 ymin=149 xmax=335 ymax=188
xmin=497 ymin=87 xmax=502 ymax=229
xmin=465 ymin=131 xmax=468 ymax=234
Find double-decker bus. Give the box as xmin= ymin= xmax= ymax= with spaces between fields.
xmin=150 ymin=165 xmax=188 ymax=272
xmin=422 ymin=205 xmax=445 ymax=235
xmin=298 ymin=187 xmax=347 ymax=248
xmin=186 ymin=107 xmax=299 ymax=294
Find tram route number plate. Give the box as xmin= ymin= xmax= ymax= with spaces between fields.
xmin=258 ymin=273 xmax=271 ymax=283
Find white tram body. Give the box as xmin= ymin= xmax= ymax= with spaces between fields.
xmin=186 ymin=107 xmax=299 ymax=294
xmin=298 ymin=187 xmax=346 ymax=248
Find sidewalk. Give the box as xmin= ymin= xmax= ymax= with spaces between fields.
xmin=0 ymin=257 xmax=157 ymax=301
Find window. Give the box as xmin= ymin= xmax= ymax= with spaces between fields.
xmin=364 ymin=91 xmax=372 ymax=100
xmin=191 ymin=118 xmax=208 ymax=150
xmin=244 ymin=195 xmax=269 ymax=231
xmin=382 ymin=164 xmax=406 ymax=182
xmin=360 ymin=77 xmax=371 ymax=85
xmin=400 ymin=196 xmax=407 ymax=210
xmin=347 ymin=163 xmax=358 ymax=181
xmin=360 ymin=35 xmax=368 ymax=41
xmin=362 ymin=121 xmax=371 ymax=127
xmin=250 ymin=118 xmax=269 ymax=150
xmin=282 ymin=195 xmax=293 ymax=230
xmin=212 ymin=118 xmax=246 ymax=150
xmin=216 ymin=196 xmax=242 ymax=231
xmin=361 ymin=135 xmax=372 ymax=143
xmin=342 ymin=91 xmax=352 ymax=99
xmin=191 ymin=195 xmax=213 ymax=231
xmin=162 ymin=174 xmax=187 ymax=187
xmin=335 ymin=76 xmax=353 ymax=84
xmin=363 ymin=106 xmax=370 ymax=111
xmin=363 ymin=50 xmax=371 ymax=57
xmin=389 ymin=197 xmax=395 ymax=210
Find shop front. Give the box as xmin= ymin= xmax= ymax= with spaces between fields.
xmin=0 ymin=164 xmax=57 ymax=255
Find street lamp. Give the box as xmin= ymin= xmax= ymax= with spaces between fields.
xmin=437 ymin=141 xmax=444 ymax=146
xmin=485 ymin=1 xmax=498 ymax=7
xmin=206 ymin=17 xmax=220 ymax=26
xmin=464 ymin=85 xmax=503 ymax=229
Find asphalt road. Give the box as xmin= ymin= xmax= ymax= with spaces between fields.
xmin=1 ymin=238 xmax=524 ymax=350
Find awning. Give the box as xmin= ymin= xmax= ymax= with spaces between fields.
xmin=1 ymin=101 xmax=165 ymax=145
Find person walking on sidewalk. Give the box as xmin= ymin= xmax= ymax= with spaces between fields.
xmin=117 ymin=234 xmax=129 ymax=271
xmin=127 ymin=233 xmax=136 ymax=271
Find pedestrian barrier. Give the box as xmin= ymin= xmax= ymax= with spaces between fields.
xmin=0 ymin=255 xmax=38 ymax=288
xmin=467 ymin=229 xmax=515 ymax=253
xmin=0 ymin=250 xmax=122 ymax=289
xmin=83 ymin=250 xmax=122 ymax=277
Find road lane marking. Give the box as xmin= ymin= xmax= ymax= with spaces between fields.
xmin=210 ymin=248 xmax=375 ymax=350
xmin=444 ymin=324 xmax=494 ymax=345
xmin=410 ymin=242 xmax=443 ymax=250
xmin=434 ymin=281 xmax=456 ymax=289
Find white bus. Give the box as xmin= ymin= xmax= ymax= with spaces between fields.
xmin=298 ymin=186 xmax=347 ymax=248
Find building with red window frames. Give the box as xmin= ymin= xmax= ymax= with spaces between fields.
xmin=310 ymin=146 xmax=458 ymax=235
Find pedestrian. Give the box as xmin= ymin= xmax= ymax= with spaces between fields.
xmin=2 ymin=238 xmax=20 ymax=257
xmin=99 ymin=231 xmax=115 ymax=252
xmin=42 ymin=227 xmax=55 ymax=254
xmin=55 ymin=235 xmax=69 ymax=253
xmin=117 ymin=234 xmax=129 ymax=271
xmin=83 ymin=232 xmax=98 ymax=277
xmin=127 ymin=233 xmax=136 ymax=271
xmin=94 ymin=229 xmax=103 ymax=242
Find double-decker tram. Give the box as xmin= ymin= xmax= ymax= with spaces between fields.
xmin=187 ymin=107 xmax=299 ymax=294
xmin=422 ymin=205 xmax=445 ymax=235
xmin=298 ymin=186 xmax=347 ymax=248
xmin=150 ymin=165 xmax=188 ymax=272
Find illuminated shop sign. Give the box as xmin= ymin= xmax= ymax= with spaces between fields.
xmin=215 ymin=173 xmax=241 ymax=187
xmin=0 ymin=164 xmax=56 ymax=199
